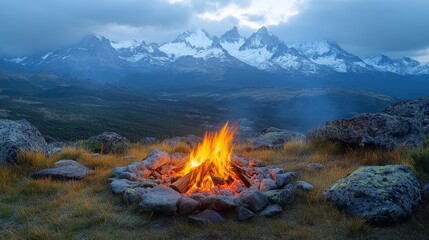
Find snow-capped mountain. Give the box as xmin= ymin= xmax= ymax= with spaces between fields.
xmin=289 ymin=40 xmax=372 ymax=73
xmin=364 ymin=54 xmax=429 ymax=75
xmin=4 ymin=26 xmax=428 ymax=81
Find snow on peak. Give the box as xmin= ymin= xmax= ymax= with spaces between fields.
xmin=111 ymin=40 xmax=141 ymax=50
xmin=240 ymin=26 xmax=281 ymax=50
xmin=174 ymin=28 xmax=213 ymax=49
xmin=220 ymin=26 xmax=242 ymax=43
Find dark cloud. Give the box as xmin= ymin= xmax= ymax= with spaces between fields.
xmin=0 ymin=0 xmax=191 ymax=56
xmin=271 ymin=0 xmax=429 ymax=57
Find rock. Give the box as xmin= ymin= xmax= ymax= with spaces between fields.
xmin=188 ymin=209 xmax=224 ymax=225
xmin=47 ymin=147 xmax=62 ymax=156
xmin=306 ymin=162 xmax=325 ymax=170
xmin=118 ymin=172 xmax=138 ymax=181
xmin=265 ymin=185 xmax=295 ymax=205
xmin=296 ymin=181 xmax=313 ymax=191
xmin=247 ymin=127 xmax=305 ymax=149
xmin=200 ymin=195 xmax=237 ymax=211
xmin=123 ymin=187 xmax=146 ymax=203
xmin=248 ymin=158 xmax=266 ymax=167
xmin=270 ymin=172 xmax=296 ymax=187
xmin=110 ymin=166 xmax=128 ymax=178
xmin=163 ymin=134 xmax=202 ymax=148
xmin=237 ymin=188 xmax=268 ymax=212
xmin=308 ymin=113 xmax=424 ymax=150
xmin=32 ymin=160 xmax=92 ymax=180
xmin=178 ymin=196 xmax=200 ymax=215
xmin=324 ymin=165 xmax=422 ymax=224
xmin=259 ymin=178 xmax=278 ymax=191
xmin=110 ymin=179 xmax=138 ymax=194
xmin=0 ymin=119 xmax=48 ymax=165
xmin=139 ymin=186 xmax=182 ymax=215
xmin=382 ymin=96 xmax=429 ymax=135
xmin=142 ymin=149 xmax=170 ymax=170
xmin=261 ymin=204 xmax=282 ymax=217
xmin=140 ymin=137 xmax=157 ymax=145
xmin=237 ymin=206 xmax=255 ymax=221
xmin=422 ymin=183 xmax=429 ymax=201
xmin=88 ymin=132 xmax=130 ymax=154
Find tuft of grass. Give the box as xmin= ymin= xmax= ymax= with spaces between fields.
xmin=344 ymin=216 xmax=373 ymax=237
xmin=409 ymin=137 xmax=429 ymax=181
xmin=0 ymin=167 xmax=20 ymax=191
xmin=150 ymin=141 xmax=192 ymax=154
xmin=50 ymin=147 xmax=87 ymax=162
xmin=19 ymin=178 xmax=62 ymax=196
xmin=283 ymin=140 xmax=311 ymax=156
xmin=17 ymin=151 xmax=55 ymax=171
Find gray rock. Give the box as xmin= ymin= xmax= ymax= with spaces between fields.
xmin=261 ymin=204 xmax=282 ymax=217
xmin=178 ymin=196 xmax=200 ymax=215
xmin=382 ymin=96 xmax=429 ymax=135
xmin=32 ymin=160 xmax=92 ymax=180
xmin=47 ymin=147 xmax=62 ymax=156
xmin=422 ymin=183 xmax=429 ymax=201
xmin=123 ymin=187 xmax=146 ymax=203
xmin=296 ymin=181 xmax=313 ymax=191
xmin=324 ymin=165 xmax=422 ymax=224
xmin=237 ymin=206 xmax=255 ymax=221
xmin=110 ymin=179 xmax=138 ymax=194
xmin=118 ymin=172 xmax=138 ymax=181
xmin=237 ymin=188 xmax=268 ymax=212
xmin=188 ymin=209 xmax=224 ymax=225
xmin=308 ymin=113 xmax=424 ymax=150
xmin=259 ymin=178 xmax=278 ymax=191
xmin=139 ymin=186 xmax=182 ymax=215
xmin=265 ymin=185 xmax=295 ymax=205
xmin=140 ymin=137 xmax=157 ymax=145
xmin=199 ymin=195 xmax=237 ymax=211
xmin=270 ymin=172 xmax=296 ymax=187
xmin=306 ymin=163 xmax=325 ymax=170
xmin=142 ymin=149 xmax=170 ymax=170
xmin=110 ymin=166 xmax=128 ymax=178
xmin=0 ymin=119 xmax=48 ymax=165
xmin=247 ymin=127 xmax=305 ymax=149
xmin=163 ymin=134 xmax=202 ymax=148
xmin=88 ymin=132 xmax=130 ymax=154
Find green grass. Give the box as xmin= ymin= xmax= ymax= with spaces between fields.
xmin=0 ymin=141 xmax=428 ymax=239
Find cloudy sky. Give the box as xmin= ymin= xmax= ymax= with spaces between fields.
xmin=1 ymin=0 xmax=428 ymax=62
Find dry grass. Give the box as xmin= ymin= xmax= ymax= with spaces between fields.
xmin=0 ymin=140 xmax=428 ymax=239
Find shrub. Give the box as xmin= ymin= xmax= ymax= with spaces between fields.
xmin=410 ymin=146 xmax=429 ymax=175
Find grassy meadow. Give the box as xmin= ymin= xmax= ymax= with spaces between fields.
xmin=0 ymin=140 xmax=428 ymax=240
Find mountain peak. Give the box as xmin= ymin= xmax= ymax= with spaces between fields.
xmin=220 ymin=26 xmax=241 ymax=43
xmin=256 ymin=26 xmax=268 ymax=35
xmin=240 ymin=26 xmax=281 ymax=50
xmin=174 ymin=28 xmax=213 ymax=49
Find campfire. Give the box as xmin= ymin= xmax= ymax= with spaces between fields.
xmin=109 ymin=121 xmax=304 ymax=220
xmin=171 ymin=122 xmax=251 ymax=194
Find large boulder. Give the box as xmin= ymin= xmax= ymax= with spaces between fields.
xmin=0 ymin=119 xmax=48 ymax=165
xmin=382 ymin=96 xmax=429 ymax=135
xmin=324 ymin=165 xmax=421 ymax=224
xmin=162 ymin=134 xmax=202 ymax=148
xmin=32 ymin=160 xmax=92 ymax=180
xmin=188 ymin=209 xmax=224 ymax=225
xmin=88 ymin=132 xmax=130 ymax=154
xmin=308 ymin=113 xmax=423 ymax=150
xmin=247 ymin=127 xmax=305 ymax=149
xmin=139 ymin=186 xmax=182 ymax=215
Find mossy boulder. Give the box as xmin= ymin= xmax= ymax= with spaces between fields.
xmin=87 ymin=132 xmax=129 ymax=154
xmin=324 ymin=165 xmax=422 ymax=224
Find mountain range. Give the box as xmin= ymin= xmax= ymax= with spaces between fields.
xmin=3 ymin=26 xmax=429 ymax=81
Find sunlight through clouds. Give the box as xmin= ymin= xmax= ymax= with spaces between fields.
xmin=197 ymin=0 xmax=304 ymax=29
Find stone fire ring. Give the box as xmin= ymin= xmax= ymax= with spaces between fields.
xmin=108 ymin=149 xmax=303 ymax=222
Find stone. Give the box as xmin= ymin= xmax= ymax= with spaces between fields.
xmin=249 ymin=158 xmax=266 ymax=167
xmin=48 ymin=147 xmax=62 ymax=156
xmin=270 ymin=172 xmax=296 ymax=187
xmin=188 ymin=209 xmax=224 ymax=225
xmin=296 ymin=181 xmax=313 ymax=191
xmin=0 ymin=119 xmax=48 ymax=165
xmin=259 ymin=178 xmax=277 ymax=191
xmin=139 ymin=186 xmax=182 ymax=215
xmin=118 ymin=172 xmax=138 ymax=181
xmin=237 ymin=206 xmax=255 ymax=221
xmin=264 ymin=185 xmax=295 ymax=205
xmin=140 ymin=137 xmax=157 ymax=145
xmin=261 ymin=204 xmax=282 ymax=217
xmin=422 ymin=183 xmax=429 ymax=201
xmin=110 ymin=179 xmax=138 ymax=194
xmin=324 ymin=165 xmax=422 ymax=224
xmin=178 ymin=196 xmax=200 ymax=215
xmin=142 ymin=149 xmax=170 ymax=170
xmin=123 ymin=187 xmax=146 ymax=203
xmin=247 ymin=127 xmax=305 ymax=149
xmin=87 ymin=132 xmax=130 ymax=154
xmin=237 ymin=188 xmax=268 ymax=212
xmin=163 ymin=134 xmax=202 ymax=148
xmin=308 ymin=113 xmax=424 ymax=150
xmin=199 ymin=195 xmax=237 ymax=211
xmin=110 ymin=166 xmax=128 ymax=178
xmin=32 ymin=160 xmax=92 ymax=180
xmin=306 ymin=163 xmax=325 ymax=170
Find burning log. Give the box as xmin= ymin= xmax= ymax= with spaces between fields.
xmin=171 ymin=162 xmax=213 ymax=193
xmin=231 ymin=162 xmax=252 ymax=188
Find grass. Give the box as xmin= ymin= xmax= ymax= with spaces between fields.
xmin=0 ymin=140 xmax=428 ymax=239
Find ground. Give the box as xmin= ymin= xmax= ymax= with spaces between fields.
xmin=0 ymin=140 xmax=428 ymax=240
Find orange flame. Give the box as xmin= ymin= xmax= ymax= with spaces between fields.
xmin=178 ymin=122 xmax=237 ymax=194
